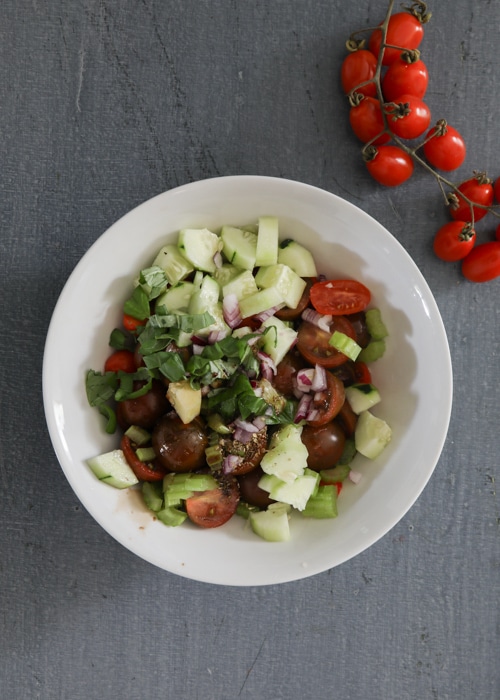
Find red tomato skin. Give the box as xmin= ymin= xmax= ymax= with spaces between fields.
xmin=310 ymin=279 xmax=371 ymax=315
xmin=120 ymin=435 xmax=167 ymax=482
xmin=296 ymin=317 xmax=356 ymax=368
xmin=369 ymin=12 xmax=424 ymax=65
xmin=432 ymin=222 xmax=476 ymax=262
xmin=341 ymin=50 xmax=378 ymax=97
xmin=449 ymin=178 xmax=494 ymax=223
xmin=385 ymin=94 xmax=431 ymax=140
xmin=123 ymin=313 xmax=147 ymax=332
xmin=461 ymin=242 xmax=500 ymax=282
xmin=365 ymin=145 xmax=414 ymax=187
xmin=382 ymin=56 xmax=429 ymax=100
xmin=353 ymin=361 xmax=372 ymax=384
xmin=423 ymin=124 xmax=466 ymax=171
xmin=307 ymin=372 xmax=346 ymax=428
xmin=349 ymin=97 xmax=390 ymax=145
xmin=104 ymin=349 xmax=136 ymax=373
xmin=185 ymin=477 xmax=240 ymax=529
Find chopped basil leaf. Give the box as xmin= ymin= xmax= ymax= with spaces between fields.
xmin=205 ymin=373 xmax=267 ymax=421
xmin=123 ymin=286 xmax=150 ymax=320
xmin=85 ymin=370 xmax=119 ymax=407
xmin=149 ymin=311 xmax=215 ymax=332
xmin=114 ymin=367 xmax=153 ymax=402
xmin=138 ymin=266 xmax=168 ymax=300
xmin=143 ymin=350 xmax=186 ymax=382
xmin=109 ymin=328 xmax=130 ymax=350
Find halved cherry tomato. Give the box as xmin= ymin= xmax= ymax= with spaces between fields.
xmin=123 ymin=313 xmax=147 ymax=332
xmin=297 ymin=317 xmax=356 ymax=368
xmin=369 ymin=11 xmax=425 ymax=66
xmin=353 ymin=361 xmax=372 ymax=384
xmin=349 ymin=96 xmax=390 ymax=145
xmin=381 ymin=52 xmax=429 ymax=101
xmin=310 ymin=279 xmax=371 ymax=315
xmin=307 ymin=372 xmax=346 ymax=427
xmin=185 ymin=476 xmax=240 ymax=528
xmin=433 ymin=221 xmax=476 ymax=262
xmin=461 ymin=241 xmax=500 ymax=283
xmin=301 ymin=420 xmax=346 ymax=470
xmin=336 ymin=399 xmax=358 ymax=437
xmin=275 ymin=278 xmax=314 ymax=321
xmin=104 ymin=349 xmax=137 ymax=373
xmin=449 ymin=173 xmax=493 ymax=223
xmin=120 ymin=434 xmax=167 ymax=482
xmin=365 ymin=145 xmax=414 ymax=187
xmin=341 ymin=49 xmax=378 ymax=97
xmin=385 ymin=94 xmax=431 ymax=140
xmin=423 ymin=122 xmax=466 ymax=171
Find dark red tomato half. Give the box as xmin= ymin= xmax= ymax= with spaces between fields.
xmin=310 ymin=279 xmax=371 ymax=316
xmin=116 ymin=380 xmax=171 ymax=430
xmin=461 ymin=242 xmax=500 ymax=283
xmin=301 ymin=421 xmax=346 ymax=471
xmin=307 ymin=372 xmax=346 ymax=427
xmin=104 ymin=349 xmax=136 ymax=374
xmin=185 ymin=476 xmax=240 ymax=528
xmin=297 ymin=317 xmax=356 ymax=368
xmin=120 ymin=434 xmax=167 ymax=482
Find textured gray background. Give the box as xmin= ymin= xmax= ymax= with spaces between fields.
xmin=1 ymin=1 xmax=499 ymax=698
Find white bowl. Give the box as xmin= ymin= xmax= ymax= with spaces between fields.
xmin=43 ymin=176 xmax=452 ymax=586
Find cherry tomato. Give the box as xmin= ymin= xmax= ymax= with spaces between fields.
xmin=341 ymin=49 xmax=378 ymax=97
xmin=297 ymin=317 xmax=356 ymax=368
xmin=275 ymin=278 xmax=314 ymax=321
xmin=301 ymin=421 xmax=346 ymax=471
xmin=116 ymin=380 xmax=170 ymax=430
xmin=310 ymin=279 xmax=371 ymax=315
xmin=364 ymin=145 xmax=414 ymax=187
xmin=433 ymin=222 xmax=476 ymax=262
xmin=336 ymin=399 xmax=358 ymax=437
xmin=381 ymin=52 xmax=429 ymax=100
xmin=185 ymin=475 xmax=239 ymax=528
xmin=449 ymin=174 xmax=493 ymax=223
xmin=272 ymin=350 xmax=306 ymax=397
xmin=461 ymin=242 xmax=500 ymax=283
xmin=423 ymin=122 xmax=466 ymax=171
xmin=104 ymin=349 xmax=136 ymax=373
xmin=349 ymin=96 xmax=390 ymax=145
xmin=307 ymin=372 xmax=346 ymax=427
xmin=123 ymin=313 xmax=147 ymax=332
xmin=347 ymin=312 xmax=370 ymax=348
xmin=494 ymin=176 xmax=500 ymax=204
xmin=369 ymin=11 xmax=425 ymax=65
xmin=385 ymin=94 xmax=431 ymax=140
xmin=152 ymin=414 xmax=208 ymax=472
xmin=219 ymin=428 xmax=268 ymax=476
xmin=237 ymin=467 xmax=274 ymax=508
xmin=353 ymin=361 xmax=372 ymax=384
xmin=120 ymin=434 xmax=167 ymax=482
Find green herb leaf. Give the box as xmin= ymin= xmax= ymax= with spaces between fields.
xmin=138 ymin=266 xmax=168 ymax=300
xmin=123 ymin=286 xmax=150 ymax=320
xmin=85 ymin=370 xmax=119 ymax=407
xmin=143 ymin=351 xmax=186 ymax=382
xmin=109 ymin=328 xmax=130 ymax=350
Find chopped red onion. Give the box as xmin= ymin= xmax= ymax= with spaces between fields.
xmin=253 ymin=303 xmax=286 ymax=323
xmin=348 ymin=469 xmax=362 ymax=484
xmin=222 ymin=293 xmax=242 ymax=329
xmin=222 ymin=454 xmax=243 ymax=474
xmin=208 ymin=328 xmax=228 ymax=344
xmin=233 ymin=427 xmax=253 ymax=444
xmin=311 ymin=363 xmax=327 ymax=392
xmin=301 ymin=308 xmax=332 ymax=332
xmin=252 ymin=416 xmax=266 ymax=431
xmin=294 ymin=394 xmax=312 ymax=423
xmin=213 ymin=250 xmax=223 ymax=269
xmin=257 ymin=351 xmax=277 ymax=379
xmin=296 ymin=368 xmax=314 ymax=393
xmin=191 ymin=335 xmax=207 ymax=346
xmin=305 ymin=408 xmax=319 ymax=422
xmin=234 ymin=418 xmax=259 ymax=433
xmin=192 ymin=344 xmax=205 ymax=355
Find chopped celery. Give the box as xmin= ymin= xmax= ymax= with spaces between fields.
xmin=319 ymin=464 xmax=351 ymax=484
xmin=357 ymin=339 xmax=386 ymax=363
xmin=301 ymin=485 xmax=338 ymax=519
xmin=135 ymin=446 xmax=156 ymax=462
xmin=365 ymin=308 xmax=388 ymax=340
xmin=124 ymin=425 xmax=151 ymax=446
xmin=156 ymin=505 xmax=188 ymax=527
xmin=328 ymin=330 xmax=362 ymax=361
xmin=142 ymin=482 xmax=164 ymax=512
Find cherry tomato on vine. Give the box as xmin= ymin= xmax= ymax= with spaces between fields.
xmin=432 ymin=221 xmax=476 ymax=262
xmin=381 ymin=51 xmax=429 ymax=100
xmin=364 ymin=145 xmax=414 ymax=187
xmin=385 ymin=94 xmax=431 ymax=140
xmin=349 ymin=96 xmax=390 ymax=145
xmin=422 ymin=122 xmax=466 ymax=171
xmin=310 ymin=279 xmax=371 ymax=315
xmin=493 ymin=176 xmax=500 ymax=204
xmin=449 ymin=173 xmax=493 ymax=223
xmin=461 ymin=241 xmax=500 ymax=282
xmin=341 ymin=49 xmax=378 ymax=97
xmin=369 ymin=11 xmax=426 ymax=66
xmin=104 ymin=349 xmax=136 ymax=373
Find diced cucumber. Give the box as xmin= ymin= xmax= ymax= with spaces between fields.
xmin=254 ymin=263 xmax=306 ymax=309
xmin=142 ymin=481 xmax=164 ymax=512
xmin=220 ymin=226 xmax=257 ymax=270
xmin=152 ymin=244 xmax=194 ymax=285
xmin=86 ymin=449 xmax=139 ymax=489
xmin=278 ymin=238 xmax=318 ymax=277
xmin=178 ymin=228 xmax=221 ymax=273
xmin=365 ymin=308 xmax=388 ymax=340
xmin=222 ymin=270 xmax=259 ymax=301
xmin=301 ymin=485 xmax=338 ymax=519
xmin=260 ymin=315 xmax=298 ymax=365
xmin=238 ymin=286 xmax=285 ymax=320
xmin=155 ymin=281 xmax=195 ymax=313
xmin=214 ymin=263 xmax=240 ymax=294
xmin=259 ymin=469 xmax=320 ymax=511
xmin=188 ymin=275 xmax=227 ymax=336
xmin=156 ymin=505 xmax=188 ymax=527
xmin=260 ymin=424 xmax=308 ymax=483
xmin=345 ymin=383 xmax=381 ymax=414
xmin=255 ymin=216 xmax=279 ymax=266
xmin=354 ymin=410 xmax=392 ymax=459
xmin=249 ymin=504 xmax=291 ymax=542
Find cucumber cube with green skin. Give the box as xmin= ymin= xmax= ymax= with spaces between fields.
xmin=220 ymin=226 xmax=257 ymax=270
xmin=354 ymin=410 xmax=392 ymax=459
xmin=188 ymin=275 xmax=228 ymax=337
xmin=254 ymin=263 xmax=306 ymax=309
xmin=214 ymin=264 xmax=240 ymax=296
xmin=345 ymin=383 xmax=381 ymax=414
xmin=238 ymin=286 xmax=286 ymax=320
xmin=152 ymin=244 xmax=195 ymax=285
xmin=260 ymin=424 xmax=308 ymax=483
xmin=87 ymin=450 xmax=139 ymax=489
xmin=155 ymin=281 xmax=195 ymax=313
xmin=249 ymin=506 xmax=290 ymax=542
xmin=255 ymin=216 xmax=279 ymax=266
xmin=259 ymin=470 xmax=320 ymax=511
xmin=178 ymin=228 xmax=221 ymax=274
xmin=278 ymin=239 xmax=318 ymax=277
xmin=260 ymin=315 xmax=298 ymax=365
xmin=222 ymin=270 xmax=259 ymax=301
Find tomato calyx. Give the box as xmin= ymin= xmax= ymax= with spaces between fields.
xmin=404 ymin=1 xmax=432 ymax=24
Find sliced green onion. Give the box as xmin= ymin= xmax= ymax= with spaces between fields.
xmin=328 ymin=330 xmax=362 ymax=361
xmin=365 ymin=308 xmax=388 ymax=340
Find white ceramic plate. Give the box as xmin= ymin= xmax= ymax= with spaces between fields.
xmin=43 ymin=176 xmax=452 ymax=586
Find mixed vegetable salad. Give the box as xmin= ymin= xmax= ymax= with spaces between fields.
xmin=85 ymin=217 xmax=391 ymax=541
